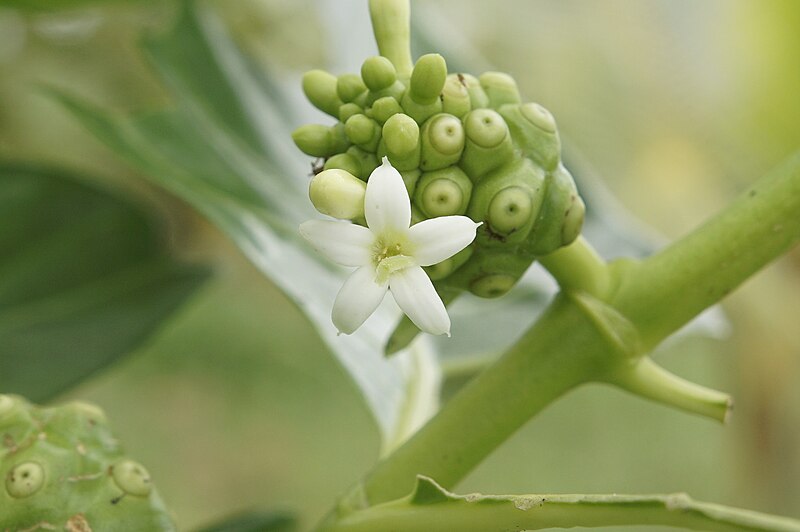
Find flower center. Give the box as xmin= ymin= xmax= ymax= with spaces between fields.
xmin=373 ymin=236 xmax=415 ymax=284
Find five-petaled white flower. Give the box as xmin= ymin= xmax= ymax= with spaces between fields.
xmin=300 ymin=157 xmax=480 ymax=336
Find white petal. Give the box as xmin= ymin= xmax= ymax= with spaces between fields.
xmin=389 ymin=266 xmax=450 ymax=336
xmin=299 ymin=219 xmax=374 ymax=267
xmin=332 ymin=265 xmax=388 ymax=334
xmin=408 ymin=216 xmax=481 ymax=266
xmin=364 ymin=157 xmax=411 ymax=233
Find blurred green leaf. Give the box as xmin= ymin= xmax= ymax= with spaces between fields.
xmin=52 ymin=0 xmax=440 ymax=450
xmin=1 ymin=0 xmax=151 ymax=9
xmin=0 ymin=162 xmax=208 ymax=401
xmin=195 ymin=511 xmax=295 ymax=532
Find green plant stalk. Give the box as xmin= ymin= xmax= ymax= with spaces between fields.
xmin=538 ymin=235 xmax=611 ymax=297
xmin=327 ymin=478 xmax=800 ymax=532
xmin=356 ymin=152 xmax=800 ymax=506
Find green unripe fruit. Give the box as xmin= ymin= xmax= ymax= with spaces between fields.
xmin=488 ymin=186 xmax=533 ymax=234
xmin=370 ymin=96 xmax=404 ymax=124
xmin=470 ymin=273 xmax=517 ymax=298
xmin=338 ymin=102 xmax=362 ymax=123
xmin=382 ymin=113 xmax=420 ymax=170
xmin=302 ymin=69 xmax=344 ymax=118
xmin=324 ymin=152 xmax=363 ymax=179
xmin=460 ymin=109 xmax=514 ymax=179
xmin=409 ymin=53 xmax=447 ymax=104
xmin=337 ymin=73 xmax=367 ymax=103
xmin=111 ymin=460 xmax=152 ymax=497
xmin=292 ymin=123 xmax=350 ymax=158
xmin=345 ymin=114 xmax=381 ymax=152
xmin=414 ymin=166 xmax=472 ymax=217
xmin=6 ymin=462 xmax=45 ymax=498
xmin=361 ymin=56 xmax=397 ymax=91
xmin=441 ymin=74 xmax=472 ymax=118
xmin=346 ymin=146 xmax=379 ymax=178
xmin=479 ymin=71 xmax=521 ymax=107
xmin=499 ymin=102 xmax=561 ymax=171
xmin=459 ymin=73 xmax=490 ymax=109
xmin=309 ymin=169 xmax=366 ymax=220
xmin=420 ymin=113 xmax=465 ymax=171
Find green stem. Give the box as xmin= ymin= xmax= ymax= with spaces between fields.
xmin=326 ymin=478 xmax=800 ymax=532
xmin=369 ymin=0 xmax=414 ymax=79
xmin=539 ymin=235 xmax=610 ymax=297
xmin=360 ymin=295 xmax=610 ymax=505
xmin=611 ymin=151 xmax=800 ymax=348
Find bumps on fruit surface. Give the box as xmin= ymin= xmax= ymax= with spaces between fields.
xmin=0 ymin=394 xmax=175 ymax=531
xmin=294 ymin=39 xmax=585 ymax=343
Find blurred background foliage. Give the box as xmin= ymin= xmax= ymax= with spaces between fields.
xmin=0 ymin=0 xmax=798 ymax=530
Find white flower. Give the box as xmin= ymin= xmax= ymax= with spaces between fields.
xmin=300 ymin=157 xmax=480 ymax=336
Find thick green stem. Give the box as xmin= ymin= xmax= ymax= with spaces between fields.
xmin=611 ymin=152 xmax=800 ymax=348
xmin=360 ymin=295 xmax=611 ymax=505
xmin=539 ymin=235 xmax=611 ymax=297
xmin=369 ymin=0 xmax=414 ymax=78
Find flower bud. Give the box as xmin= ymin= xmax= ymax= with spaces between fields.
xmin=345 ymin=114 xmax=381 ymax=152
xmin=324 ymin=152 xmax=363 ymax=179
xmin=479 ymin=71 xmax=521 ymax=107
xmin=309 ymin=169 xmax=366 ymax=220
xmin=337 ymin=73 xmax=367 ymax=103
xmin=382 ymin=113 xmax=420 ymax=170
xmin=361 ymin=56 xmax=397 ymax=92
xmin=347 ymin=146 xmax=379 ymax=178
xmin=499 ymin=102 xmax=561 ymax=171
xmin=420 ymin=113 xmax=465 ymax=171
xmin=441 ymin=74 xmax=471 ymax=118
xmin=424 ymin=246 xmax=473 ymax=280
xmin=525 ymin=164 xmax=583 ymax=255
xmin=302 ymin=69 xmax=344 ymax=118
xmin=401 ymin=168 xmax=421 ymax=198
xmin=6 ymin=462 xmax=45 ymax=498
xmin=292 ymin=123 xmax=350 ymax=157
xmin=460 ymin=109 xmax=514 ymax=179
xmin=338 ymin=102 xmax=362 ymax=123
xmin=409 ymin=53 xmax=447 ymax=105
xmin=111 ymin=460 xmax=152 ymax=497
xmin=414 ymin=166 xmax=472 ymax=217
xmin=370 ymin=96 xmax=403 ymax=124
xmin=470 ymin=273 xmax=517 ymax=298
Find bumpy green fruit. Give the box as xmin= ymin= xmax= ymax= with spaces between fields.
xmin=0 ymin=395 xmax=175 ymax=531
xmin=292 ymin=4 xmax=586 ymax=351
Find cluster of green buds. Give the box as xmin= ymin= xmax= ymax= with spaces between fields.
xmin=293 ymin=0 xmax=584 ymax=349
xmin=0 ymin=394 xmax=175 ymax=531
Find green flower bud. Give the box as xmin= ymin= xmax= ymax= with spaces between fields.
xmin=479 ymin=71 xmax=521 ymax=107
xmin=499 ymin=102 xmax=561 ymax=171
xmin=370 ymin=96 xmax=404 ymax=124
xmin=382 ymin=113 xmax=420 ymax=170
xmin=409 ymin=53 xmax=447 ymax=105
xmin=6 ymin=462 xmax=45 ymax=498
xmin=525 ymin=164 xmax=583 ymax=255
xmin=292 ymin=123 xmax=350 ymax=158
xmin=361 ymin=56 xmax=397 ymax=92
xmin=470 ymin=273 xmax=517 ymax=298
xmin=414 ymin=166 xmax=472 ymax=217
xmin=346 ymin=146 xmax=380 ymax=178
xmin=111 ymin=460 xmax=152 ymax=497
xmin=323 ymin=152 xmax=363 ymax=179
xmin=338 ymin=102 xmax=362 ymax=123
xmin=302 ymin=69 xmax=344 ymax=118
xmin=400 ymin=91 xmax=442 ymax=125
xmin=468 ymin=158 xmax=546 ymax=244
xmin=420 ymin=113 xmax=465 ymax=171
xmin=459 ymin=109 xmax=514 ymax=179
xmin=441 ymin=74 xmax=472 ymax=118
xmin=309 ymin=169 xmax=366 ymax=220
xmin=411 ymin=205 xmax=426 ymax=226
xmin=337 ymin=73 xmax=367 ymax=103
xmin=345 ymin=114 xmax=382 ymax=152
xmin=459 ymin=73 xmax=489 ymax=109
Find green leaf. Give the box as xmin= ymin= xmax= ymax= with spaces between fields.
xmin=0 ymin=162 xmax=208 ymax=401
xmin=195 ymin=511 xmax=296 ymax=532
xmin=325 ymin=476 xmax=800 ymax=531
xmin=52 ymin=0 xmax=440 ymax=450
